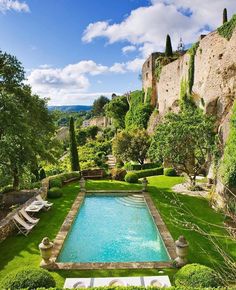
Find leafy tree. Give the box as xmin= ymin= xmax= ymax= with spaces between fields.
xmin=165 ymin=34 xmax=173 ymax=57
xmin=223 ymin=8 xmax=228 ymax=24
xmin=91 ymin=96 xmax=110 ymax=116
xmin=69 ymin=117 xmax=80 ymax=171
xmin=113 ymin=129 xmax=151 ymax=166
xmin=86 ymin=126 xmax=99 ymax=140
xmin=149 ymin=106 xmax=215 ymax=186
xmin=105 ymin=95 xmax=129 ymax=129
xmin=76 ymin=129 xmax=87 ymax=146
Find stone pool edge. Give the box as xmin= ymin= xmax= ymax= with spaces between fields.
xmin=49 ymin=190 xmax=176 ymax=270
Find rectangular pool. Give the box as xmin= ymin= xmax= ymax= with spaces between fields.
xmin=57 ymin=195 xmax=171 ymax=263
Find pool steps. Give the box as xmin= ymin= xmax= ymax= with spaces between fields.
xmin=116 ymin=195 xmax=146 ymax=208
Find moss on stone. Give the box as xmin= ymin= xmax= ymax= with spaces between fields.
xmin=218 ymin=14 xmax=236 ymax=40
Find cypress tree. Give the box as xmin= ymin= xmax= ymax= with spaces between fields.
xmin=39 ymin=168 xmax=46 ymax=180
xmin=69 ymin=117 xmax=80 ymax=171
xmin=165 ymin=34 xmax=173 ymax=57
xmin=223 ymin=8 xmax=228 ymax=24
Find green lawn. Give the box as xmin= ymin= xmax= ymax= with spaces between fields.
xmin=0 ymin=176 xmax=235 ymax=288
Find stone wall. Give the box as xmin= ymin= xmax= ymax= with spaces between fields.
xmin=0 ymin=179 xmax=49 ymax=243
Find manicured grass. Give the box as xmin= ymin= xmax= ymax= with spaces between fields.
xmin=0 ymin=177 xmax=235 ymax=288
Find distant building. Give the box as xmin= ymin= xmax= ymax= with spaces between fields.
xmin=82 ymin=116 xmax=112 ymax=128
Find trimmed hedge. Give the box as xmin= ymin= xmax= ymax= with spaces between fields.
xmin=125 ymin=172 xmax=139 ymax=183
xmin=134 ymin=167 xmax=163 ymax=179
xmin=48 ymin=171 xmax=80 ymax=189
xmin=0 ymin=267 xmax=56 ymax=289
xmin=49 ymin=177 xmax=62 ymax=188
xmin=124 ymin=162 xmax=161 ymax=171
xmin=164 ymin=168 xmax=177 ymax=176
xmin=47 ymin=187 xmax=63 ymax=198
xmin=175 ymin=264 xmax=223 ymax=288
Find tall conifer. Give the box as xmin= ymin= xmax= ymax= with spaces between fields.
xmin=69 ymin=117 xmax=80 ymax=171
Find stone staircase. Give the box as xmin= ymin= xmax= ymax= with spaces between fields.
xmin=116 ymin=194 xmax=146 ymax=208
xmin=107 ymin=155 xmax=116 ymax=169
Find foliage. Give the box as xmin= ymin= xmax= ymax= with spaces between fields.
xmin=125 ymin=172 xmax=139 ymax=183
xmin=110 ymin=168 xmax=127 ymax=181
xmin=124 ymin=162 xmax=161 ymax=171
xmin=69 ymin=117 xmax=80 ymax=171
xmin=39 ymin=168 xmax=46 ymax=180
xmin=164 ymin=168 xmax=177 ymax=176
xmin=125 ymin=91 xmax=152 ymax=129
xmin=105 ymin=95 xmax=129 ymax=129
xmin=145 ymin=87 xmax=152 ymax=104
xmin=0 ymin=267 xmax=55 ymax=289
xmin=165 ymin=34 xmax=173 ymax=57
xmin=149 ymin=105 xmax=215 ymax=185
xmin=47 ymin=187 xmax=63 ymax=198
xmin=113 ymin=129 xmax=151 ymax=165
xmin=175 ymin=264 xmax=223 ymax=288
xmin=0 ymin=51 xmax=56 ymax=189
xmin=134 ymin=167 xmax=163 ymax=178
xmin=188 ymin=42 xmax=199 ymax=94
xmin=91 ymin=95 xmax=110 ymax=117
xmin=49 ymin=177 xmax=62 ymax=188
xmin=223 ymin=8 xmax=228 ymax=24
xmin=0 ymin=185 xmax=14 ymax=194
xmin=86 ymin=126 xmax=99 ymax=140
xmin=218 ymin=14 xmax=236 ymax=40
xmin=220 ymin=101 xmax=236 ymax=187
xmin=76 ymin=129 xmax=87 ymax=146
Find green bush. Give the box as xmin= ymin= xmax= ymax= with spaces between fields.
xmin=124 ymin=162 xmax=142 ymax=171
xmin=110 ymin=168 xmax=127 ymax=181
xmin=134 ymin=167 xmax=163 ymax=179
xmin=175 ymin=263 xmax=223 ymax=288
xmin=125 ymin=172 xmax=139 ymax=183
xmin=142 ymin=163 xmax=161 ymax=170
xmin=47 ymin=187 xmax=63 ymax=198
xmin=49 ymin=177 xmax=62 ymax=188
xmin=58 ymin=171 xmax=80 ymax=182
xmin=0 ymin=267 xmax=56 ymax=289
xmin=164 ymin=168 xmax=177 ymax=176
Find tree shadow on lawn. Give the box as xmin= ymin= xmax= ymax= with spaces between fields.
xmin=147 ymin=184 xmax=236 ymax=271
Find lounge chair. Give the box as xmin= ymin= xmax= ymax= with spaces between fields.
xmin=36 ymin=195 xmax=53 ymax=208
xmin=13 ymin=213 xmax=35 ymax=236
xmin=19 ymin=208 xmax=39 ymax=225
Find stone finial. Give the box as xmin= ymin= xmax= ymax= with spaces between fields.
xmin=174 ymin=235 xmax=189 ymax=267
xmin=142 ymin=177 xmax=148 ymax=192
xmin=79 ymin=177 xmax=86 ymax=192
xmin=39 ymin=237 xmax=54 ymax=268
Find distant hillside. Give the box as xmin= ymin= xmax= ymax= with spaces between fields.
xmin=48 ymin=105 xmax=92 ymax=112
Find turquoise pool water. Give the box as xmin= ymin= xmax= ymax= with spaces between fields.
xmin=58 ymin=195 xmax=170 ymax=263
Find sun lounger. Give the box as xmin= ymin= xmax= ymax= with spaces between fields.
xmin=19 ymin=208 xmax=39 ymax=225
xmin=13 ymin=213 xmax=35 ymax=236
xmin=36 ymin=195 xmax=53 ymax=208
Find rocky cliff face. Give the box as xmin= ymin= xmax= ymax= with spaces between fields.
xmin=148 ymin=28 xmax=236 ymax=144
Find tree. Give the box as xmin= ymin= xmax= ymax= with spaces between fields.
xmin=149 ymin=106 xmax=215 ymax=186
xmin=223 ymin=8 xmax=228 ymax=24
xmin=105 ymin=95 xmax=129 ymax=129
xmin=91 ymin=96 xmax=110 ymax=116
xmin=165 ymin=34 xmax=173 ymax=57
xmin=112 ymin=129 xmax=151 ymax=166
xmin=86 ymin=126 xmax=99 ymax=140
xmin=69 ymin=117 xmax=80 ymax=171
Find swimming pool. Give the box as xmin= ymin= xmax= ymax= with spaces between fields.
xmin=57 ymin=195 xmax=171 ymax=263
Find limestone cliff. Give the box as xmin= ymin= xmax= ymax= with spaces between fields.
xmin=147 ymin=28 xmax=236 ymax=143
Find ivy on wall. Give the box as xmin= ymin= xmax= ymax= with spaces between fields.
xmin=187 ymin=42 xmax=199 ymax=95
xmin=218 ymin=14 xmax=236 ymax=40
xmin=155 ymin=54 xmax=178 ymax=81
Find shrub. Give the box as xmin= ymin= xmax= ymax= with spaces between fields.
xmin=134 ymin=167 xmax=163 ymax=179
xmin=0 ymin=267 xmax=56 ymax=289
xmin=175 ymin=263 xmax=223 ymax=288
xmin=125 ymin=172 xmax=139 ymax=183
xmin=47 ymin=187 xmax=63 ymax=198
xmin=142 ymin=162 xmax=161 ymax=170
xmin=164 ymin=168 xmax=177 ymax=176
xmin=49 ymin=177 xmax=62 ymax=188
xmin=110 ymin=168 xmax=127 ymax=181
xmin=124 ymin=163 xmax=141 ymax=171
xmin=58 ymin=172 xmax=80 ymax=182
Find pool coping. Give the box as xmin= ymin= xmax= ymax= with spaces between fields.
xmin=49 ymin=190 xmax=176 ymax=270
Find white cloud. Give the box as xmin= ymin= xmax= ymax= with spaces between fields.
xmin=122 ymin=45 xmax=136 ymax=54
xmin=0 ymin=0 xmax=29 ymax=13
xmin=27 ymin=58 xmax=143 ymax=105
xmin=82 ymin=0 xmax=235 ymax=57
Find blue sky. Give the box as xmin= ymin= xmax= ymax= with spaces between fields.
xmin=0 ymin=0 xmax=234 ymax=105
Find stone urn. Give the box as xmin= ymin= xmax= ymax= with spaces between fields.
xmin=79 ymin=177 xmax=86 ymax=192
xmin=39 ymin=237 xmax=54 ymax=267
xmin=174 ymin=235 xmax=189 ymax=267
xmin=142 ymin=177 xmax=148 ymax=192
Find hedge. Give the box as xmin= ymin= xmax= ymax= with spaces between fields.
xmin=16 ymin=287 xmax=235 ymax=290
xmin=164 ymin=168 xmax=177 ymax=176
xmin=48 ymin=171 xmax=80 ymax=188
xmin=124 ymin=163 xmax=161 ymax=171
xmin=47 ymin=187 xmax=63 ymax=198
xmin=134 ymin=167 xmax=163 ymax=179
xmin=0 ymin=267 xmax=55 ymax=289
xmin=125 ymin=172 xmax=139 ymax=183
